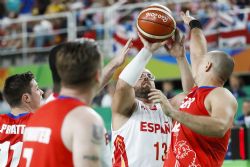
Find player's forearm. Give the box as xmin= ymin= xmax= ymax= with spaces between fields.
xmin=119 ymin=48 xmax=152 ymax=87
xmin=176 ymin=56 xmax=194 ymax=92
xmin=99 ymin=60 xmax=119 ymax=91
xmin=190 ymin=28 xmax=207 ymax=58
xmin=168 ymin=108 xmax=228 ymax=137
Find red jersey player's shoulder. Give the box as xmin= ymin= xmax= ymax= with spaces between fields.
xmin=205 ymin=87 xmax=238 ymax=114
xmin=206 ymin=87 xmax=237 ymax=103
xmin=67 ymin=106 xmax=103 ymax=124
xmin=0 ymin=113 xmax=8 ymax=121
xmin=61 ymin=105 xmax=105 ymax=150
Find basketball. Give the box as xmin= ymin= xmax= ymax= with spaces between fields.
xmin=137 ymin=4 xmax=176 ymax=43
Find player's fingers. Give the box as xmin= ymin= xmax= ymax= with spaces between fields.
xmin=138 ymin=33 xmax=145 ymax=42
xmin=125 ymin=38 xmax=133 ymax=47
xmin=161 ymin=40 xmax=168 ymax=46
xmin=148 ymin=95 xmax=160 ymax=101
xmin=186 ymin=10 xmax=190 ymax=17
xmin=148 ymin=92 xmax=160 ymax=97
xmin=150 ymin=88 xmax=161 ymax=92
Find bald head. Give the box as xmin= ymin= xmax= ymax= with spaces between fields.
xmin=207 ymin=51 xmax=234 ymax=83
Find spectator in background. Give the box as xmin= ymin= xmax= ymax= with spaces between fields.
xmin=229 ymin=75 xmax=247 ymax=98
xmin=46 ymin=0 xmax=67 ymax=14
xmin=162 ymin=80 xmax=175 ymax=99
xmin=19 ymin=0 xmax=35 ymax=17
xmin=33 ymin=19 xmax=54 ymax=48
xmin=236 ymin=99 xmax=250 ymax=127
xmin=32 ymin=0 xmax=50 ymax=15
xmin=101 ymin=82 xmax=116 ymax=107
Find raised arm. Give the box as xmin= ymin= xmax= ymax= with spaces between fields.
xmin=112 ymin=35 xmax=166 ymax=130
xmin=165 ymin=29 xmax=194 ymax=92
xmin=99 ymin=39 xmax=132 ymax=91
xmin=180 ymin=11 xmax=207 ymax=77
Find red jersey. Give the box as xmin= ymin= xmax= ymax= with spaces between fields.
xmin=19 ymin=98 xmax=85 ymax=167
xmin=164 ymin=86 xmax=230 ymax=167
xmin=0 ymin=112 xmax=33 ymax=167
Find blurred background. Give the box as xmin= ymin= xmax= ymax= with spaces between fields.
xmin=0 ymin=0 xmax=250 ymax=166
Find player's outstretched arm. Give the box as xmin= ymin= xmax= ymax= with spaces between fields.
xmin=180 ymin=11 xmax=207 ymax=77
xmin=112 ymin=35 xmax=166 ymax=130
xmin=62 ymin=107 xmax=110 ymax=167
xmin=99 ymin=38 xmax=133 ymax=91
xmin=165 ymin=29 xmax=194 ymax=92
xmin=149 ymin=88 xmax=237 ymax=137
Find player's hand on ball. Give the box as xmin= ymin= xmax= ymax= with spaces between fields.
xmin=138 ymin=33 xmax=167 ymax=53
xmin=148 ymin=89 xmax=173 ymax=116
xmin=114 ymin=38 xmax=133 ymax=66
xmin=180 ymin=10 xmax=196 ymax=25
xmin=165 ymin=29 xmax=185 ymax=59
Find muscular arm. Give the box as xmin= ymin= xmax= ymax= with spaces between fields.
xmin=99 ymin=59 xmax=121 ymax=91
xmin=190 ymin=28 xmax=207 ymax=76
xmin=112 ymin=48 xmax=152 ymax=130
xmin=98 ymin=39 xmax=132 ymax=91
xmin=112 ymin=79 xmax=136 ymax=114
xmin=166 ymin=88 xmax=237 ymax=137
xmin=169 ymin=92 xmax=187 ymax=110
xmin=62 ymin=107 xmax=109 ymax=167
xmin=176 ymin=55 xmax=194 ymax=92
xmin=180 ymin=11 xmax=207 ymax=77
xmin=112 ymin=35 xmax=164 ymax=130
xmin=166 ymin=29 xmax=194 ymax=92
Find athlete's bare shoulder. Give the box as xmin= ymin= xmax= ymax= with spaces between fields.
xmin=207 ymin=87 xmax=237 ymax=103
xmin=66 ymin=106 xmax=103 ymax=128
xmin=205 ymin=87 xmax=238 ymax=114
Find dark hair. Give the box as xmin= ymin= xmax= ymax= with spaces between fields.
xmin=49 ymin=44 xmax=65 ymax=93
xmin=3 ymin=72 xmax=34 ymax=107
xmin=56 ymin=40 xmax=101 ymax=87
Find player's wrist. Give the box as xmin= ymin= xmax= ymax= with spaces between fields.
xmin=143 ymin=46 xmax=153 ymax=53
xmin=189 ymin=19 xmax=202 ymax=30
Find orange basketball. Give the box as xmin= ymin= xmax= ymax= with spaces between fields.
xmin=137 ymin=4 xmax=176 ymax=43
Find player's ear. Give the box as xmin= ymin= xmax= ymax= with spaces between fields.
xmin=22 ymin=93 xmax=31 ymax=104
xmin=205 ymin=61 xmax=212 ymax=72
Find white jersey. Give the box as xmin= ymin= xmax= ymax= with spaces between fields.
xmin=112 ymin=100 xmax=172 ymax=167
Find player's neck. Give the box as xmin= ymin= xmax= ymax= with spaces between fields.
xmin=11 ymin=107 xmax=31 ymax=116
xmin=197 ymin=77 xmax=223 ymax=87
xmin=59 ymin=87 xmax=94 ymax=105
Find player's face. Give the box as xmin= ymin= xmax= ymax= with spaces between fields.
xmin=29 ymin=79 xmax=44 ymax=110
xmin=134 ymin=70 xmax=155 ymax=99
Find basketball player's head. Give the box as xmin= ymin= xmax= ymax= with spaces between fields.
xmin=134 ymin=69 xmax=156 ymax=99
xmin=195 ymin=51 xmax=234 ymax=85
xmin=49 ymin=44 xmax=65 ymax=94
xmin=3 ymin=72 xmax=44 ymax=110
xmin=56 ymin=39 xmax=102 ymax=96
